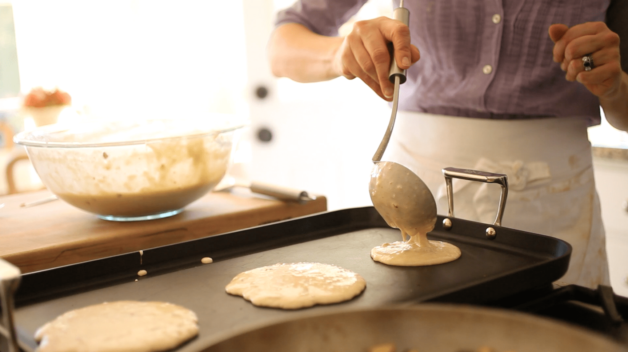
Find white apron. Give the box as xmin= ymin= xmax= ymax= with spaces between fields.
xmin=383 ymin=111 xmax=610 ymax=289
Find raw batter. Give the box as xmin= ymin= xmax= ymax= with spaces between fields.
xmin=370 ymin=236 xmax=461 ymax=266
xmin=34 ymin=301 xmax=198 ymax=352
xmin=225 ymin=262 xmax=366 ymax=309
xmin=370 ymin=162 xmax=461 ymax=266
xmin=57 ymin=182 xmax=217 ymax=218
xmin=27 ymin=119 xmax=233 ymax=218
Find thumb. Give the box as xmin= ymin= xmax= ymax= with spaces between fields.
xmin=410 ymin=44 xmax=421 ymax=64
xmin=548 ymin=23 xmax=569 ymax=43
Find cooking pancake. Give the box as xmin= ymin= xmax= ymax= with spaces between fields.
xmin=370 ymin=162 xmax=461 ymax=266
xmin=371 ymin=235 xmax=461 ymax=266
xmin=225 ymin=262 xmax=366 ymax=309
xmin=34 ymin=301 xmax=198 ymax=352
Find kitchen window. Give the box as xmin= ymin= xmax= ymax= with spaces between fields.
xmin=11 ymin=0 xmax=249 ymax=121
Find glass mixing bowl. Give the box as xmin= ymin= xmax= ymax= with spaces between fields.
xmin=14 ymin=118 xmax=244 ymax=221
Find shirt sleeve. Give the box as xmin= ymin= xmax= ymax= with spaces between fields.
xmin=606 ymin=0 xmax=628 ymax=73
xmin=275 ymin=0 xmax=368 ymax=37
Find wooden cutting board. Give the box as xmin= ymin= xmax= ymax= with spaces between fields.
xmin=0 ymin=189 xmax=327 ymax=273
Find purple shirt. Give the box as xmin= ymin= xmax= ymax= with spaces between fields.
xmin=276 ymin=0 xmax=610 ymax=124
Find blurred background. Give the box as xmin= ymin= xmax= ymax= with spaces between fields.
xmin=0 ymin=0 xmax=626 ymax=209
xmin=0 ymin=0 xmax=627 ymax=295
xmin=0 ymin=0 xmax=396 ymax=210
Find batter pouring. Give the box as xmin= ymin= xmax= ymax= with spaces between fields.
xmin=369 ymin=162 xmax=461 ymax=266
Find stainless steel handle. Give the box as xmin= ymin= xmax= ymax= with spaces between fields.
xmin=372 ymin=2 xmax=410 ymax=163
xmin=372 ymin=76 xmax=400 ymax=163
xmin=0 ymin=259 xmax=22 ymax=352
xmin=388 ymin=5 xmax=410 ymax=84
xmin=442 ymin=167 xmax=509 ymax=227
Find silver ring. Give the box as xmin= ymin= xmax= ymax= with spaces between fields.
xmin=582 ymin=54 xmax=594 ymax=72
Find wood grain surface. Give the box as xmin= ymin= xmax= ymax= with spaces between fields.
xmin=0 ymin=189 xmax=327 ymax=273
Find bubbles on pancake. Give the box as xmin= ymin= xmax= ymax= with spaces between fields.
xmin=225 ymin=262 xmax=366 ymax=309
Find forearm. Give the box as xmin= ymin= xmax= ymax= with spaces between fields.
xmin=600 ymin=71 xmax=628 ymax=131
xmin=268 ymin=23 xmax=343 ymax=82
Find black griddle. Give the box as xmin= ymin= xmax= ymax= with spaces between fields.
xmin=6 ymin=206 xmax=571 ymax=351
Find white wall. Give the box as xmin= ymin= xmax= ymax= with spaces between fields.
xmin=242 ymin=0 xmax=393 ymax=210
xmin=12 ymin=0 xmax=249 ymax=120
xmin=594 ymin=157 xmax=628 ymax=297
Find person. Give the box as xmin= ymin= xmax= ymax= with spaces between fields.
xmin=268 ymin=0 xmax=628 ymax=289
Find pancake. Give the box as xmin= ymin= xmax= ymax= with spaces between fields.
xmin=371 ymin=234 xmax=461 ymax=266
xmin=225 ymin=262 xmax=366 ymax=309
xmin=35 ymin=301 xmax=198 ymax=352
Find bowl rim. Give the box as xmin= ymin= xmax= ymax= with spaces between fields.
xmin=13 ymin=119 xmax=247 ymax=148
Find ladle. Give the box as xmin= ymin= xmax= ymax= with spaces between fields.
xmin=370 ymin=0 xmax=437 ymax=239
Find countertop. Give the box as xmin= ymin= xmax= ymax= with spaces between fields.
xmin=592 ymin=145 xmax=628 ymax=161
xmin=0 ymin=189 xmax=327 ymax=273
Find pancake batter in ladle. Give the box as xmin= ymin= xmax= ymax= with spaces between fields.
xmin=369 ymin=1 xmax=460 ymax=266
xmin=369 ymin=162 xmax=461 ymax=266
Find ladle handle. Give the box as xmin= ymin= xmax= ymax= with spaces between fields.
xmin=372 ymin=2 xmax=410 ymax=163
xmin=442 ymin=167 xmax=508 ymax=227
xmin=372 ymin=77 xmax=400 ymax=163
xmin=388 ymin=4 xmax=410 ymax=84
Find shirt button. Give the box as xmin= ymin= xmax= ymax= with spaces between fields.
xmin=483 ymin=65 xmax=493 ymax=74
xmin=492 ymin=14 xmax=502 ymax=24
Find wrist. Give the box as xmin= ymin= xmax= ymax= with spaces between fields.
xmin=599 ymin=71 xmax=628 ymax=132
xmin=599 ymin=71 xmax=628 ymax=104
xmin=326 ymin=37 xmax=345 ymax=79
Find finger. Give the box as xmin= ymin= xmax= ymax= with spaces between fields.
xmin=340 ymin=45 xmax=389 ymax=100
xmin=410 ymin=44 xmax=421 ymax=64
xmin=340 ymin=65 xmax=356 ymax=80
xmin=576 ymin=61 xmax=622 ymax=86
xmin=561 ymin=34 xmax=604 ymax=71
xmin=565 ymin=53 xmax=595 ymax=81
xmin=360 ymin=29 xmax=394 ymax=98
xmin=339 ymin=49 xmax=357 ymax=80
xmin=562 ymin=31 xmax=619 ymax=70
xmin=565 ymin=47 xmax=616 ymax=81
xmin=565 ymin=57 xmax=584 ymax=82
xmin=379 ymin=19 xmax=412 ymax=69
xmin=346 ymin=33 xmax=379 ymax=85
xmin=554 ymin=22 xmax=606 ymax=64
xmin=352 ymin=67 xmax=390 ymax=101
xmin=549 ymin=23 xmax=569 ymax=44
xmin=560 ymin=21 xmax=608 ymax=42
xmin=592 ymin=46 xmax=621 ymax=67
xmin=343 ymin=72 xmax=356 ymax=80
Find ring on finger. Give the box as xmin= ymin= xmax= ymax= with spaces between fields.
xmin=582 ymin=54 xmax=594 ymax=72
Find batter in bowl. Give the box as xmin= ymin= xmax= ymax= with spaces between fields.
xmin=20 ymin=119 xmax=238 ymax=221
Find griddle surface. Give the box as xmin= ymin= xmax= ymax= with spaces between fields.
xmin=12 ymin=207 xmax=570 ymax=351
